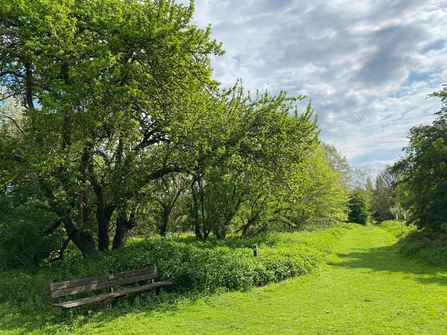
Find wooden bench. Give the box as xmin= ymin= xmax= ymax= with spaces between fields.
xmin=50 ymin=267 xmax=171 ymax=309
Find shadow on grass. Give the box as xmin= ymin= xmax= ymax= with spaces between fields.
xmin=330 ymin=242 xmax=447 ymax=286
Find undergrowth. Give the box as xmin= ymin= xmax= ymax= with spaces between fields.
xmin=0 ymin=224 xmax=354 ymax=333
xmin=379 ymin=220 xmax=447 ymax=267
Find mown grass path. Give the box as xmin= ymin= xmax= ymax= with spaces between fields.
xmin=75 ymin=225 xmax=447 ymax=334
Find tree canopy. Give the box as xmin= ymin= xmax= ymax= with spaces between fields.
xmin=391 ymin=86 xmax=447 ymax=233
xmin=1 ymin=0 xmax=224 ymax=258
xmin=0 ymin=0 xmax=352 ymax=265
xmin=369 ymin=166 xmax=397 ymax=222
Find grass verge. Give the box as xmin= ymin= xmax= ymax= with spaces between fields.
xmin=379 ymin=220 xmax=447 ymax=267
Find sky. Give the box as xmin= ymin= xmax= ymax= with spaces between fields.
xmin=180 ymin=0 xmax=447 ymax=177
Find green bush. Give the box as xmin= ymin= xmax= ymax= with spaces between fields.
xmin=0 ymin=203 xmax=61 ymax=271
xmin=398 ymin=230 xmax=447 ymax=267
xmin=379 ymin=220 xmax=447 ymax=267
xmin=0 ymin=269 xmax=54 ymax=315
xmin=378 ymin=220 xmax=412 ymax=237
xmin=0 ymin=225 xmax=352 ymax=318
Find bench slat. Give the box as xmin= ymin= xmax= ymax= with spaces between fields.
xmin=50 ymin=267 xmax=158 ymax=291
xmin=50 ymin=267 xmax=171 ymax=308
xmin=52 ymin=281 xmax=171 ymax=309
xmin=51 ymin=272 xmax=160 ymax=298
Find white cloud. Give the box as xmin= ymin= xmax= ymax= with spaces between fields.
xmin=185 ymin=0 xmax=447 ymax=176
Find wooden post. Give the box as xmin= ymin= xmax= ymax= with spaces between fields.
xmin=253 ymin=243 xmax=258 ymax=257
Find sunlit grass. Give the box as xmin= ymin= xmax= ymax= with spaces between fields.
xmin=0 ymin=225 xmax=351 ymax=334
xmin=68 ymin=225 xmax=447 ymax=335
xmin=2 ymin=223 xmax=446 ymax=334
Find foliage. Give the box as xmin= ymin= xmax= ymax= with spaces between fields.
xmin=4 ymin=224 xmax=447 ymax=334
xmin=0 ymin=0 xmax=352 ymax=262
xmin=397 ymin=230 xmax=447 ymax=267
xmin=370 ymin=167 xmax=397 ymax=222
xmin=321 ymin=143 xmax=369 ymax=192
xmin=0 ymin=194 xmax=60 ymax=271
xmin=0 ymin=226 xmax=350 ymax=322
xmin=180 ymin=85 xmax=321 ymax=238
xmin=0 ymin=0 xmax=223 ymax=257
xmin=389 ymin=203 xmax=406 ymax=222
xmin=379 ymin=220 xmax=447 ymax=267
xmin=378 ymin=220 xmax=414 ymax=237
xmin=391 ymin=86 xmax=447 ymax=233
xmin=347 ymin=191 xmax=368 ymax=224
xmin=282 ymin=144 xmax=349 ymax=227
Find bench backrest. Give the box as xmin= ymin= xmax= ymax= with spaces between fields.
xmin=50 ymin=267 xmax=159 ymax=299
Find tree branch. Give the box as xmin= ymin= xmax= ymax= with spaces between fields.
xmin=0 ymin=92 xmax=15 ymax=102
xmin=48 ymin=237 xmax=71 ymax=263
xmin=46 ymin=218 xmax=64 ymax=235
xmin=3 ymin=115 xmax=26 ymax=135
xmin=0 ymin=70 xmax=23 ymax=78
xmin=146 ymin=165 xmax=182 ymax=183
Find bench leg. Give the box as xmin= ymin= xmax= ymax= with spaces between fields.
xmin=156 ymin=287 xmax=161 ymax=296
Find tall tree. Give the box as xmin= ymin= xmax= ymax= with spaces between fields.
xmin=181 ymin=84 xmax=320 ymax=238
xmin=391 ymin=86 xmax=447 ymax=233
xmin=347 ymin=191 xmax=368 ymax=224
xmin=322 ymin=143 xmax=368 ymax=191
xmin=294 ymin=144 xmax=349 ymax=226
xmin=0 ymin=0 xmax=223 ymax=257
xmin=370 ymin=166 xmax=397 ymax=222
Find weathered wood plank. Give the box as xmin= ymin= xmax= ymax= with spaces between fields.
xmin=52 ymin=281 xmax=171 ymax=309
xmin=51 ymin=272 xmax=159 ymax=298
xmin=50 ymin=267 xmax=171 ymax=308
xmin=50 ymin=267 xmax=158 ymax=291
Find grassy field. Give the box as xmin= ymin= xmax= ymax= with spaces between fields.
xmin=2 ymin=223 xmax=447 ymax=334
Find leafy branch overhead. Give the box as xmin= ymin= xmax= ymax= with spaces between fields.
xmin=0 ymin=0 xmax=355 ymax=264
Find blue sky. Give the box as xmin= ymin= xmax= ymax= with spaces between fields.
xmin=181 ymin=0 xmax=447 ymax=176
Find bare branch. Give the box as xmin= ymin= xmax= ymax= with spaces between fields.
xmin=0 ymin=92 xmax=15 ymax=102
xmin=3 ymin=115 xmax=26 ymax=135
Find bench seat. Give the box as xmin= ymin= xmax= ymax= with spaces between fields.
xmin=50 ymin=267 xmax=170 ymax=309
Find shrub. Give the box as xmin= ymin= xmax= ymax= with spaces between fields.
xmin=398 ymin=230 xmax=447 ymax=267
xmin=379 ymin=220 xmax=447 ymax=267
xmin=0 ymin=225 xmax=352 ymax=318
xmin=0 ymin=203 xmax=60 ymax=271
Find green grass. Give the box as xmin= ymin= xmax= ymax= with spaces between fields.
xmin=380 ymin=220 xmax=447 ymax=267
xmin=0 ymin=225 xmax=351 ymax=334
xmin=63 ymin=224 xmax=446 ymax=335
xmin=2 ymin=223 xmax=447 ymax=334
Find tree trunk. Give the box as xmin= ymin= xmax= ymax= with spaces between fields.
xmin=239 ymin=212 xmax=260 ymax=238
xmin=198 ymin=178 xmax=210 ymax=239
xmin=62 ymin=217 xmax=99 ymax=258
xmin=70 ymin=230 xmax=100 ymax=258
xmin=112 ymin=207 xmax=137 ymax=250
xmin=191 ymin=181 xmax=203 ymax=239
xmin=97 ymin=218 xmax=110 ymax=252
xmin=112 ymin=216 xmax=129 ymax=250
xmin=159 ymin=204 xmax=170 ymax=236
xmin=97 ymin=204 xmax=116 ymax=252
